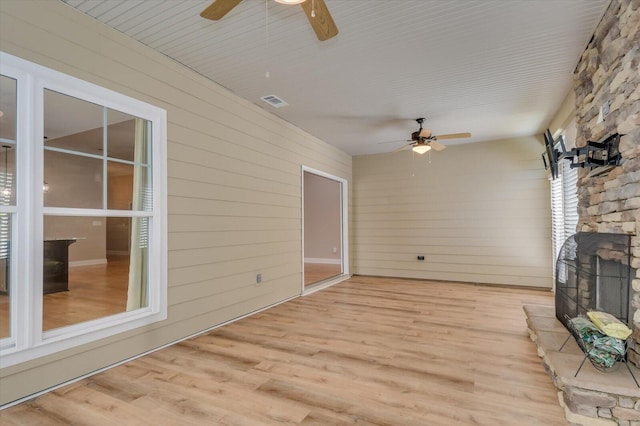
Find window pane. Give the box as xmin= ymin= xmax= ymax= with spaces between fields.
xmin=0 ymin=145 xmax=16 ymax=206
xmin=108 ymin=161 xmax=133 ymax=210
xmin=44 ymin=150 xmax=103 ymax=209
xmin=43 ymin=215 xmax=149 ymax=331
xmin=0 ymin=214 xmax=11 ymax=339
xmin=107 ymin=161 xmax=152 ymax=211
xmin=107 ymin=115 xmax=152 ymax=212
xmin=0 ymin=75 xmax=17 ymax=141
xmin=0 ymin=75 xmax=17 ymax=207
xmin=44 ymin=90 xmax=103 ymax=156
xmin=107 ymin=111 xmax=150 ymax=164
xmin=134 ymin=164 xmax=153 ymax=212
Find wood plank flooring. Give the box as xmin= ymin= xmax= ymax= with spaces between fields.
xmin=0 ymin=276 xmax=568 ymax=425
xmin=304 ymin=263 xmax=342 ymax=286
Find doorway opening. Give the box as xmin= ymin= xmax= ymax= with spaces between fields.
xmin=302 ymin=167 xmax=349 ymax=292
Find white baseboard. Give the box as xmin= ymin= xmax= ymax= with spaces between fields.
xmin=304 ymin=257 xmax=341 ymax=265
xmin=69 ymin=258 xmax=108 ymax=268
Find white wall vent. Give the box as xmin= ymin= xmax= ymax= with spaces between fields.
xmin=261 ymin=95 xmax=288 ymax=108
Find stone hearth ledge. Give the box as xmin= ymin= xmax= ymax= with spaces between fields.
xmin=524 ymin=304 xmax=640 ymax=426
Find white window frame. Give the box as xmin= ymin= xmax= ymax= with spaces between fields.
xmin=0 ymin=52 xmax=167 ymax=367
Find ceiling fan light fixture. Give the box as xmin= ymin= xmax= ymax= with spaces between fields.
xmin=412 ymin=144 xmax=431 ymax=154
xmin=274 ymin=0 xmax=306 ymax=4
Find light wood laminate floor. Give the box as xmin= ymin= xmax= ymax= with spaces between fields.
xmin=0 ymin=276 xmax=568 ymax=425
xmin=304 ymin=263 xmax=342 ymax=286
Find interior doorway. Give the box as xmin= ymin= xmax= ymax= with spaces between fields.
xmin=302 ymin=167 xmax=349 ymax=291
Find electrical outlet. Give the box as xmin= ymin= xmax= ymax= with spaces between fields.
xmin=332 ymin=247 xmax=337 ymax=254
xmin=417 ymin=255 xmax=425 ymax=261
xmin=256 ymin=273 xmax=262 ymax=285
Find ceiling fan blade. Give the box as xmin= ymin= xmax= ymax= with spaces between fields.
xmin=434 ymin=132 xmax=471 ymax=140
xmin=300 ymin=0 xmax=339 ymax=41
xmin=377 ymin=140 xmax=408 ymax=145
xmin=392 ymin=142 xmax=412 ymax=154
xmin=429 ymin=140 xmax=446 ymax=151
xmin=200 ymin=0 xmax=243 ymax=20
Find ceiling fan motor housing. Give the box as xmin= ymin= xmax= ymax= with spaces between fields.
xmin=411 ymin=130 xmax=432 ymax=141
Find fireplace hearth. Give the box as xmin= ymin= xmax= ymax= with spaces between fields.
xmin=525 ymin=232 xmax=639 ymax=425
xmin=524 ymin=305 xmax=640 ymax=425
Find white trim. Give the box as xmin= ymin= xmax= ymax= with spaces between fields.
xmin=301 ymin=166 xmax=349 ymax=295
xmin=0 ymin=57 xmax=36 ymax=354
xmin=43 ymin=207 xmax=152 ymax=217
xmin=0 ymin=51 xmax=168 ymax=368
xmin=304 ymin=257 xmax=342 ymax=265
xmin=69 ymin=258 xmax=108 ymax=268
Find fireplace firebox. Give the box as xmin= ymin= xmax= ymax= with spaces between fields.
xmin=555 ymin=232 xmax=633 ymax=331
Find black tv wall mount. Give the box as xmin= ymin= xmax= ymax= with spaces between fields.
xmin=567 ymin=133 xmax=622 ymax=169
xmin=542 ymin=131 xmax=622 ymax=179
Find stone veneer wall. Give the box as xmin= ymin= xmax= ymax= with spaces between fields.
xmin=574 ymin=0 xmax=640 ymax=366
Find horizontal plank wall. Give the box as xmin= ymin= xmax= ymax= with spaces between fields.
xmin=352 ymin=137 xmax=551 ymax=288
xmin=0 ymin=0 xmax=351 ymax=404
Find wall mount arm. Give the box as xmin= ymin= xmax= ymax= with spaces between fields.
xmin=566 ymin=133 xmax=622 ymax=170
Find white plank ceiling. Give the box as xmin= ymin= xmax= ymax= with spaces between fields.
xmin=61 ymin=0 xmax=611 ymax=155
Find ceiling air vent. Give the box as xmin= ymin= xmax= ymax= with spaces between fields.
xmin=261 ymin=95 xmax=288 ymax=108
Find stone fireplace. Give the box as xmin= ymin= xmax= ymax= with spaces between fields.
xmin=524 ymin=1 xmax=640 ymax=425
xmin=573 ymin=0 xmax=640 ymax=365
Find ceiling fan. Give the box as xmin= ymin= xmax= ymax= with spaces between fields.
xmin=392 ymin=118 xmax=471 ymax=154
xmin=200 ymin=0 xmax=338 ymax=41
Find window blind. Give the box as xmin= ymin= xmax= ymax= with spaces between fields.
xmin=562 ymin=160 xmax=579 ymax=238
xmin=550 ymin=155 xmax=579 ymax=278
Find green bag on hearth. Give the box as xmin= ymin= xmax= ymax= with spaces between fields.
xmin=568 ymin=316 xmax=626 ymax=369
xmin=587 ymin=335 xmax=626 ymax=368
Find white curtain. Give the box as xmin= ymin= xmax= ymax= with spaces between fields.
xmin=126 ymin=118 xmax=149 ymax=311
